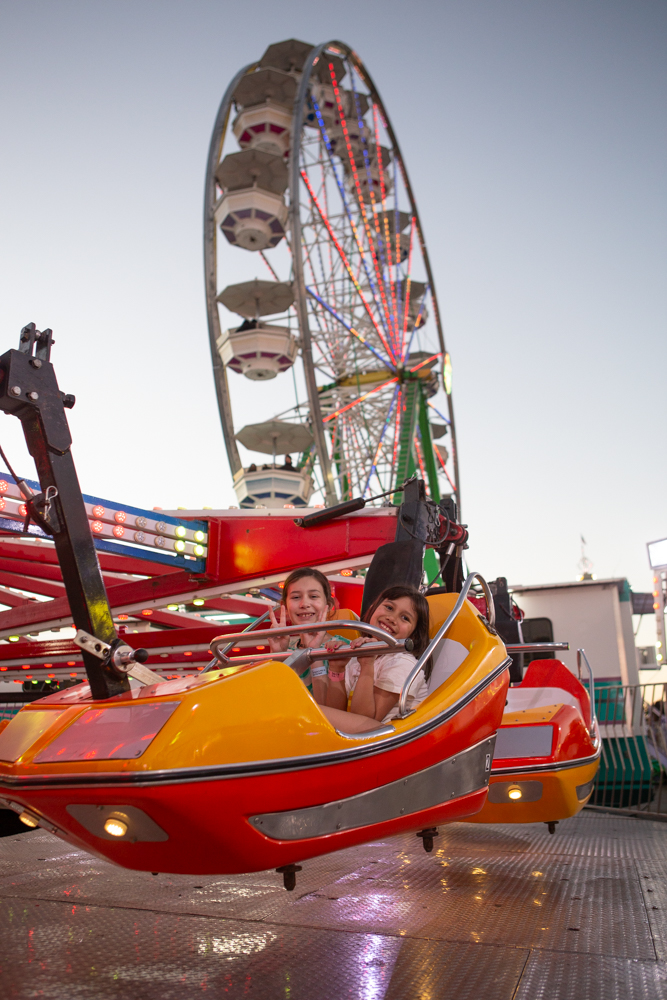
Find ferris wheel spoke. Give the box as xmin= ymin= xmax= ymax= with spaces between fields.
xmin=328 ymin=64 xmax=397 ymax=348
xmin=301 ymin=169 xmax=397 ymax=365
xmin=321 ymin=376 xmax=399 ymax=426
xmin=362 ymin=383 xmax=400 ymax=496
xmin=258 ymin=250 xmax=280 ymax=281
xmin=306 ymin=287 xmax=395 ymax=371
xmin=309 ymin=91 xmax=394 ymax=348
xmin=398 ymin=217 xmax=416 ymax=362
xmin=371 ymin=101 xmax=402 ymax=351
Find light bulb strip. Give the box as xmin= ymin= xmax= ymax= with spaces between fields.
xmin=329 ymin=63 xmax=396 ymax=349
xmin=309 ymin=92 xmax=391 ymax=348
xmin=322 ymin=377 xmax=399 ymax=424
xmin=300 ymin=170 xmax=397 ymax=364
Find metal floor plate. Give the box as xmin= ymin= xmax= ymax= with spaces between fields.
xmin=1 ymin=810 xmax=666 ymax=999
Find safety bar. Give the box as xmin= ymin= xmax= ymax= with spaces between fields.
xmin=505 ymin=642 xmax=569 ymax=653
xmin=397 ymin=572 xmax=495 ymax=718
xmin=209 ymin=638 xmax=413 ymax=669
xmin=209 ymin=620 xmax=399 ymax=661
xmin=577 ymin=647 xmax=597 ymax=738
xmin=202 ymin=608 xmax=272 ymax=672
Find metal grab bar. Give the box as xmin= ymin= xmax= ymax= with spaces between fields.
xmin=202 ymin=608 xmax=273 ymax=672
xmin=397 ymin=572 xmax=496 ymax=718
xmin=211 ymin=638 xmax=413 ymax=669
xmin=505 ymin=642 xmax=569 ymax=653
xmin=577 ymin=647 xmax=597 ymax=738
xmin=209 ymin=620 xmax=398 ymax=660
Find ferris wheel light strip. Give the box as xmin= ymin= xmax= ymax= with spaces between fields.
xmin=309 ymin=94 xmax=392 ymax=352
xmin=322 ymin=376 xmax=399 ymax=424
xmin=391 ymin=387 xmax=403 ymax=475
xmin=300 ymin=169 xmax=397 ymax=365
xmin=400 ymin=218 xmax=416 ymax=362
xmin=392 ymin=155 xmax=405 ymax=359
xmin=372 ymin=100 xmax=401 ymax=352
xmin=305 ymin=286 xmax=395 ymax=371
xmin=434 ymin=439 xmax=457 ymax=493
xmin=259 ymin=251 xmax=280 ymax=281
xmin=414 ymin=433 xmax=428 ymax=484
xmin=409 ymin=352 xmax=442 ymax=373
xmin=363 ymin=384 xmax=400 ymax=496
xmin=427 ymin=401 xmax=451 ymax=425
xmin=360 ymin=85 xmax=397 ymax=348
xmin=404 ymin=282 xmax=431 ymax=362
xmin=329 ymin=63 xmax=396 ymax=350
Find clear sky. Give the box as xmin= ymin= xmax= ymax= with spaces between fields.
xmin=0 ymin=1 xmax=664 ymax=623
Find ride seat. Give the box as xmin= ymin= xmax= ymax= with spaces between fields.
xmin=424 ymin=593 xmax=470 ymax=694
xmin=326 ymin=608 xmax=360 ymax=642
xmin=518 ymin=658 xmax=592 ymax=728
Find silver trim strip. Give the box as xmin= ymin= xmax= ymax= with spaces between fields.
xmin=492 ymin=746 xmax=601 ymax=776
xmin=250 ymin=736 xmax=496 ymax=840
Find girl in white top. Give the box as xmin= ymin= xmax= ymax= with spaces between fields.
xmin=322 ymin=586 xmax=431 ymax=732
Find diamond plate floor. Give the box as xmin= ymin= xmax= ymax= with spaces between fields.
xmin=1 ymin=811 xmax=665 ymax=999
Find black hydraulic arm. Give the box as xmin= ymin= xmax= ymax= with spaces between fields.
xmin=0 ymin=325 xmax=130 ymax=699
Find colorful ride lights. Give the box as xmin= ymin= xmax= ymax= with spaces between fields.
xmin=507 ymin=787 xmax=523 ymax=801
xmin=193 ymin=544 xmax=205 ymax=557
xmin=104 ymin=817 xmax=128 ymax=838
xmin=19 ymin=811 xmax=39 ymax=829
xmin=8 ymin=635 xmax=20 ymax=642
xmin=192 ymin=598 xmax=205 ymax=607
xmin=174 ymin=540 xmax=186 ymax=553
xmin=194 ymin=530 xmax=205 ymax=543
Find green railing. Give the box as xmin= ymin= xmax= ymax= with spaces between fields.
xmin=587 ymin=681 xmax=667 ymax=820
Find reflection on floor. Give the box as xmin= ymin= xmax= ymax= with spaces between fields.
xmin=1 ymin=811 xmax=666 ymax=998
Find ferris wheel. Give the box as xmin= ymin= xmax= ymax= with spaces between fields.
xmin=204 ymin=38 xmax=459 ymax=511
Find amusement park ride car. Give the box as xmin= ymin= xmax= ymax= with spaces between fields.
xmin=0 ymin=328 xmax=599 ymax=887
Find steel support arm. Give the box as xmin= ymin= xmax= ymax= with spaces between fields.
xmin=0 ymin=326 xmax=129 ymax=699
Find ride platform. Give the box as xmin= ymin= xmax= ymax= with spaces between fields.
xmin=1 ymin=810 xmax=665 ymax=998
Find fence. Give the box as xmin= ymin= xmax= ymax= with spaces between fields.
xmin=588 ymin=681 xmax=667 ymax=821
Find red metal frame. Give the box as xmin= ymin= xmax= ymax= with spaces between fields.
xmin=0 ymin=508 xmax=395 ymax=683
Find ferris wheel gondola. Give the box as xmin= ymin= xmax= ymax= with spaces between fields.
xmin=204 ymin=38 xmax=459 ymax=512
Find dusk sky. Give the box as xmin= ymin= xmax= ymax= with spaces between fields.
xmin=0 ymin=1 xmax=664 ymax=640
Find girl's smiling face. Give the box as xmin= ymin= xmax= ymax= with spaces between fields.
xmin=370 ymin=596 xmax=417 ymax=641
xmin=285 ymin=576 xmax=330 ymax=625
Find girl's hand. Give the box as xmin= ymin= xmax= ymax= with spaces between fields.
xmin=301 ymin=627 xmax=326 ymax=650
xmin=350 ymin=634 xmax=377 ymax=670
xmin=267 ymin=605 xmax=289 ymax=653
xmin=350 ymin=635 xmax=374 ymax=650
xmin=324 ymin=639 xmax=344 ymax=653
